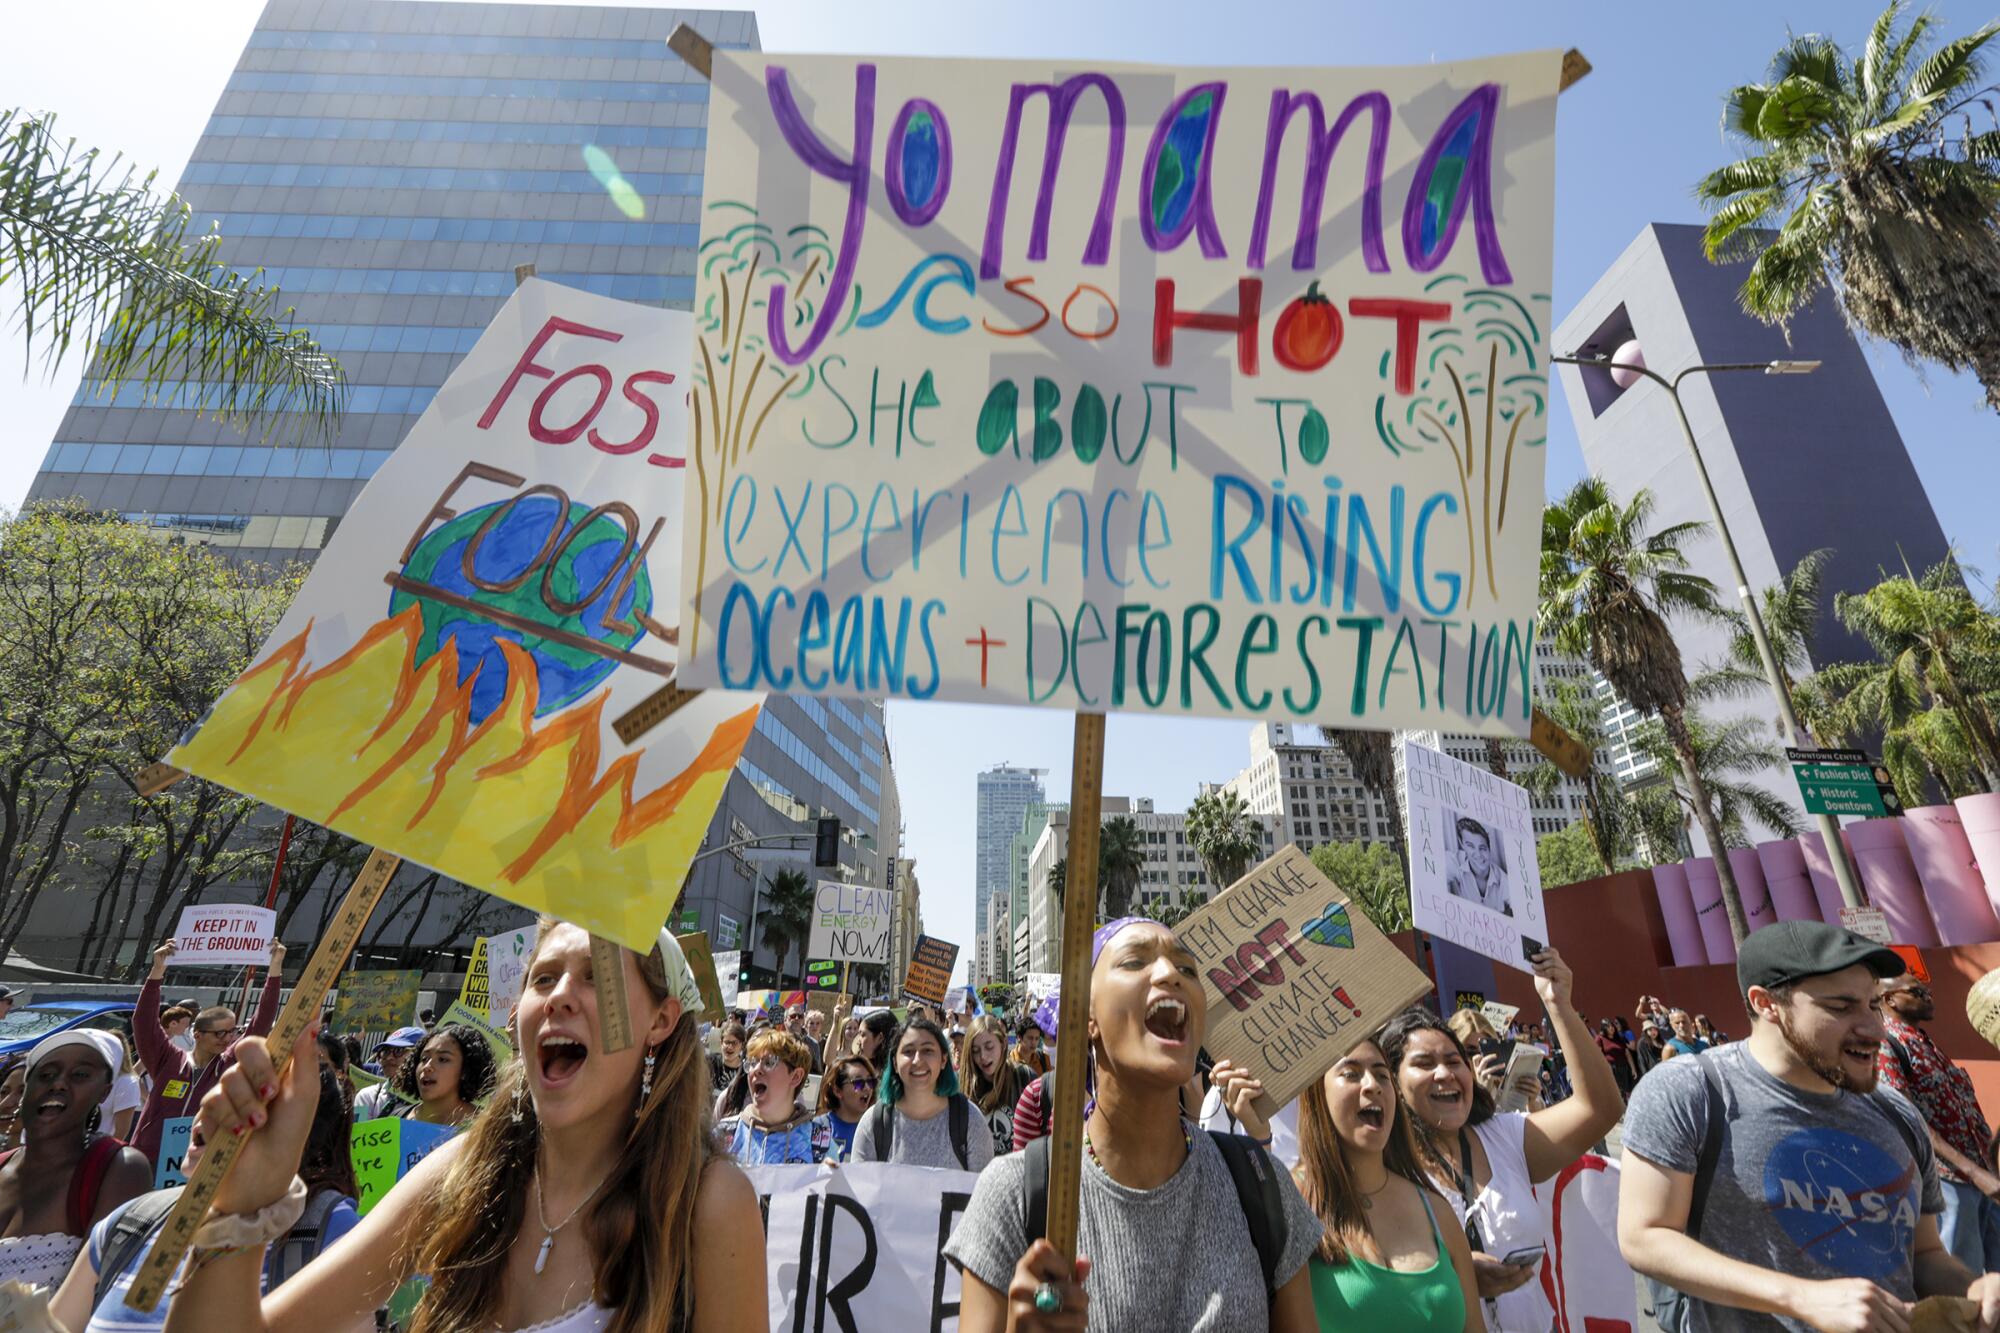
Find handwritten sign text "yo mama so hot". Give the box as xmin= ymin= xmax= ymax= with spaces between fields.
xmin=809 ymin=881 xmax=895 ymax=965
xmin=1176 ymin=845 xmax=1432 ymax=1116
xmin=678 ymin=51 xmax=1561 ymax=737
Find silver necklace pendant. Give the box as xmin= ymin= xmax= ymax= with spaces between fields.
xmin=534 ymin=1232 xmax=554 ymax=1274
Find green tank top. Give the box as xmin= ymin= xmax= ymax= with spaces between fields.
xmin=1308 ymin=1188 xmax=1465 ymax=1333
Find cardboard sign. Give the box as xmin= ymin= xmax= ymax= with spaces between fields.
xmin=1404 ymin=739 xmax=1547 ymax=973
xmin=459 ymin=937 xmax=490 ymax=1020
xmin=903 ymin=936 xmax=959 ymax=1008
xmin=744 ymin=1163 xmax=977 ymax=1331
xmin=351 ymin=1117 xmax=456 ymax=1214
xmin=166 ymin=281 xmax=762 ymax=951
xmin=329 ymin=970 xmax=422 ymax=1035
xmin=484 ymin=924 xmax=538 ymax=1023
xmin=1481 ymin=1000 xmax=1521 ymax=1030
xmin=677 ymin=51 xmax=1560 ymax=740
xmin=154 ymin=1116 xmax=194 ymax=1189
xmin=168 ymin=905 xmax=275 ymax=969
xmin=439 ymin=998 xmax=512 ymax=1063
xmin=808 ymin=881 xmax=895 ymax=966
xmin=677 ymin=931 xmax=727 ymax=1024
xmin=1175 ymin=845 xmax=1433 ymax=1117
xmin=1842 ymin=904 xmax=1893 ymax=946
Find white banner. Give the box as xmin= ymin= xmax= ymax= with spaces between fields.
xmin=1403 ymin=738 xmax=1546 ymax=972
xmin=485 ymin=924 xmax=538 ymax=1022
xmin=808 ymin=880 xmax=896 ymax=965
xmin=1536 ymin=1153 xmax=1638 ymax=1333
xmin=678 ymin=51 xmax=1561 ymax=735
xmin=169 ymin=904 xmax=276 ymax=968
xmin=745 ymin=1162 xmax=978 ymax=1333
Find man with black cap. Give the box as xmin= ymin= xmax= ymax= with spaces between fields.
xmin=1618 ymin=920 xmax=2000 ymax=1331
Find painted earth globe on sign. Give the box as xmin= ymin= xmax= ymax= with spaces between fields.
xmin=389 ymin=494 xmax=652 ymax=725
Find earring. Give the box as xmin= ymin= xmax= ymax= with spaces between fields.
xmin=510 ymin=1079 xmax=526 ymax=1126
xmin=637 ymin=1048 xmax=656 ymax=1118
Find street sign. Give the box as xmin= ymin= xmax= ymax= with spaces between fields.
xmin=1786 ymin=748 xmax=1900 ymax=819
xmin=1841 ymin=905 xmax=1892 ymax=945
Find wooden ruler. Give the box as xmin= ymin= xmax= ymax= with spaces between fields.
xmin=1044 ymin=712 xmax=1105 ymax=1259
xmin=137 ymin=762 xmax=187 ymax=796
xmin=590 ymin=934 xmax=635 ymax=1053
xmin=125 ymin=847 xmax=403 ymax=1312
xmin=1528 ymin=707 xmax=1592 ymax=779
xmin=610 ymin=680 xmax=703 ymax=746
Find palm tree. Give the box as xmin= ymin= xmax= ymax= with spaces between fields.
xmin=1521 ymin=677 xmax=1629 ymax=876
xmin=1322 ymin=727 xmax=1408 ymax=880
xmin=1695 ymin=549 xmax=1836 ymax=742
xmin=1097 ymin=817 xmax=1145 ymax=921
xmin=1632 ymin=713 xmax=1806 ymax=848
xmin=1538 ymin=478 xmax=1751 ymax=941
xmin=1185 ymin=789 xmax=1265 ymax=894
xmin=757 ymin=866 xmax=815 ymax=989
xmin=1815 ymin=557 xmax=2000 ymax=797
xmin=1047 ymin=857 xmax=1066 ymax=916
xmin=1695 ymin=6 xmax=2000 ymax=409
xmin=1 ymin=111 xmax=345 ymax=444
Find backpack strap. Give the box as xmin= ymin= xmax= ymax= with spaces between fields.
xmin=1686 ymin=1053 xmax=1728 ymax=1239
xmin=1023 ymin=1133 xmax=1051 ymax=1245
xmin=265 ymin=1187 xmax=342 ymax=1289
xmin=949 ymin=1095 xmax=971 ymax=1169
xmin=68 ymin=1137 xmax=123 ymax=1236
xmin=1209 ymin=1131 xmax=1286 ymax=1302
xmin=93 ymin=1189 xmax=182 ymax=1312
xmin=1882 ymin=1033 xmax=1919 ymax=1090
xmin=872 ymin=1106 xmax=894 ymax=1162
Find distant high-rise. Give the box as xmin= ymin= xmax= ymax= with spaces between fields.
xmin=976 ymin=765 xmax=1045 ymax=937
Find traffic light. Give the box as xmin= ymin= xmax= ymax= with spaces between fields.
xmin=814 ymin=816 xmax=841 ymax=867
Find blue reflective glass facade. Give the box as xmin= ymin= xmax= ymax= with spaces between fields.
xmin=28 ymin=0 xmax=757 ymax=567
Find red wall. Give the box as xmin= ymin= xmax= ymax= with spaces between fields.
xmin=1481 ymin=869 xmax=2000 ymax=1110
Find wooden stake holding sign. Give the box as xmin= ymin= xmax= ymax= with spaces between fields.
xmin=1043 ymin=712 xmax=1105 ymax=1260
xmin=126 ymin=848 xmax=403 ymax=1311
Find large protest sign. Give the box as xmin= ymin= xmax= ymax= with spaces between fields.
xmin=485 ymin=924 xmax=538 ymax=1022
xmin=677 ymin=52 xmax=1560 ymax=737
xmin=459 ymin=937 xmax=490 ymax=1019
xmin=352 ymin=1118 xmax=457 ymax=1215
xmin=154 ymin=1117 xmax=194 ymax=1189
xmin=1176 ymin=845 xmax=1432 ymax=1116
xmin=715 ymin=950 xmax=741 ymax=1009
xmin=903 ymin=935 xmax=959 ymax=1007
xmin=330 ymin=970 xmax=422 ymax=1035
xmin=676 ymin=931 xmax=727 ymax=1024
xmin=168 ymin=905 xmax=274 ymax=969
xmin=746 ymin=1162 xmax=976 ymax=1332
xmin=809 ymin=881 xmax=895 ymax=965
xmin=440 ymin=998 xmax=513 ymax=1062
xmin=166 ymin=280 xmax=761 ymax=950
xmin=1404 ymin=738 xmax=1546 ymax=972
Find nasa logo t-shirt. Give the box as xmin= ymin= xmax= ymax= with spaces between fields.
xmin=1624 ymin=1042 xmax=1942 ymax=1332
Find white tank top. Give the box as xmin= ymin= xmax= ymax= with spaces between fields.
xmin=507 ymin=1302 xmax=611 ymax=1332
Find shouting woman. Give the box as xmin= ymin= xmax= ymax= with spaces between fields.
xmin=393 ymin=1023 xmax=496 ymax=1130
xmin=163 ymin=921 xmax=768 ymax=1333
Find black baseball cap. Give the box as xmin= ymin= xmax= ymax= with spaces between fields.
xmin=1736 ymin=920 xmax=1904 ymax=995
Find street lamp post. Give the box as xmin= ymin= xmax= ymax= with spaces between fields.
xmin=1552 ymin=353 xmax=1867 ymax=911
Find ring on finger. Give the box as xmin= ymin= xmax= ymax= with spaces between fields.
xmin=1033 ymin=1281 xmax=1063 ymax=1314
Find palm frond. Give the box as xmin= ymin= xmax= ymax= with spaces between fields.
xmin=1774 ymin=35 xmax=1849 ymax=93
xmin=1863 ymin=2 xmax=1910 ymax=109
xmin=1756 ymin=74 xmax=1842 ymax=140
xmin=1907 ymin=19 xmax=2000 ymax=107
xmin=1722 ymin=84 xmax=1776 ymax=142
xmin=0 ymin=109 xmax=345 ymax=447
xmin=1702 ymin=188 xmax=1788 ymax=255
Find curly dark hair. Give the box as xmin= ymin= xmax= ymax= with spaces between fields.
xmin=394 ymin=1023 xmax=498 ymax=1108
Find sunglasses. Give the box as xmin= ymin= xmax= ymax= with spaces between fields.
xmin=196 ymin=1026 xmax=242 ymax=1038
xmin=837 ymin=1075 xmax=872 ymax=1090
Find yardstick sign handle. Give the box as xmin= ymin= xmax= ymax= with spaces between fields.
xmin=126 ymin=847 xmax=404 ymax=1312
xmin=1045 ymin=712 xmax=1105 ymax=1259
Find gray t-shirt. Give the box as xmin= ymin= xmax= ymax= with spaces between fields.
xmin=1623 ymin=1042 xmax=1942 ymax=1333
xmin=944 ymin=1129 xmax=1323 ymax=1330
xmin=852 ymin=1100 xmax=996 ymax=1172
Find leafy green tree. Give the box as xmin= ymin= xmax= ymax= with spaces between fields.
xmin=1539 ymin=478 xmax=1750 ymax=941
xmin=1185 ymin=789 xmax=1264 ymax=894
xmin=1 ymin=110 xmax=345 ymax=444
xmin=1521 ymin=677 xmax=1630 ymax=876
xmin=1696 ymin=5 xmax=2000 ymax=408
xmin=1308 ymin=841 xmax=1411 ymax=936
xmin=758 ymin=867 xmax=816 ymax=989
xmin=1321 ymin=728 xmax=1408 ymax=880
xmin=1536 ymin=823 xmax=1606 ymax=890
xmin=1632 ymin=713 xmax=1805 ymax=849
xmin=1136 ymin=898 xmax=1195 ymax=929
xmin=1097 ymin=816 xmax=1145 ymax=921
xmin=1695 ymin=549 xmax=1838 ymax=744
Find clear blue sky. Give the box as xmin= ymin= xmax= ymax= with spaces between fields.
xmin=4 ymin=1 xmax=1993 ymax=983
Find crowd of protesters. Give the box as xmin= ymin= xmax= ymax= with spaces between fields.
xmin=0 ymin=912 xmax=1996 ymax=1332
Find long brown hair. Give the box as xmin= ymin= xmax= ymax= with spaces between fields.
xmin=1295 ymin=1039 xmax=1437 ymax=1265
xmin=401 ymin=922 xmax=712 ymax=1333
xmin=962 ymin=1014 xmax=1025 ymax=1115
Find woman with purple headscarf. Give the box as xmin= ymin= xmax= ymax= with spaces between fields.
xmin=946 ymin=917 xmax=1322 ymax=1331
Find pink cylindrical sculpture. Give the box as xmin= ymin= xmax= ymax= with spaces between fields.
xmin=1730 ymin=847 xmax=1777 ymax=934
xmin=1651 ymin=862 xmax=1706 ymax=966
xmin=1799 ymin=830 xmax=1847 ymax=924
xmin=1847 ymin=817 xmax=1941 ymax=947
xmin=1960 ymin=793 xmax=2000 ymax=921
xmin=1685 ymin=857 xmax=1736 ymax=962
xmin=1902 ymin=805 xmax=2000 ymax=944
xmin=1757 ymin=839 xmax=1820 ymax=922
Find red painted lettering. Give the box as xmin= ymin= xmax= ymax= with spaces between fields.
xmin=477 ymin=316 xmax=622 ymax=430
xmin=1153 ymin=277 xmax=1262 ymax=375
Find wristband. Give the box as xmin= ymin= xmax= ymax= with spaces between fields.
xmin=1252 ymin=1134 xmax=1274 ymax=1147
xmin=192 ymin=1176 xmax=308 ymax=1252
